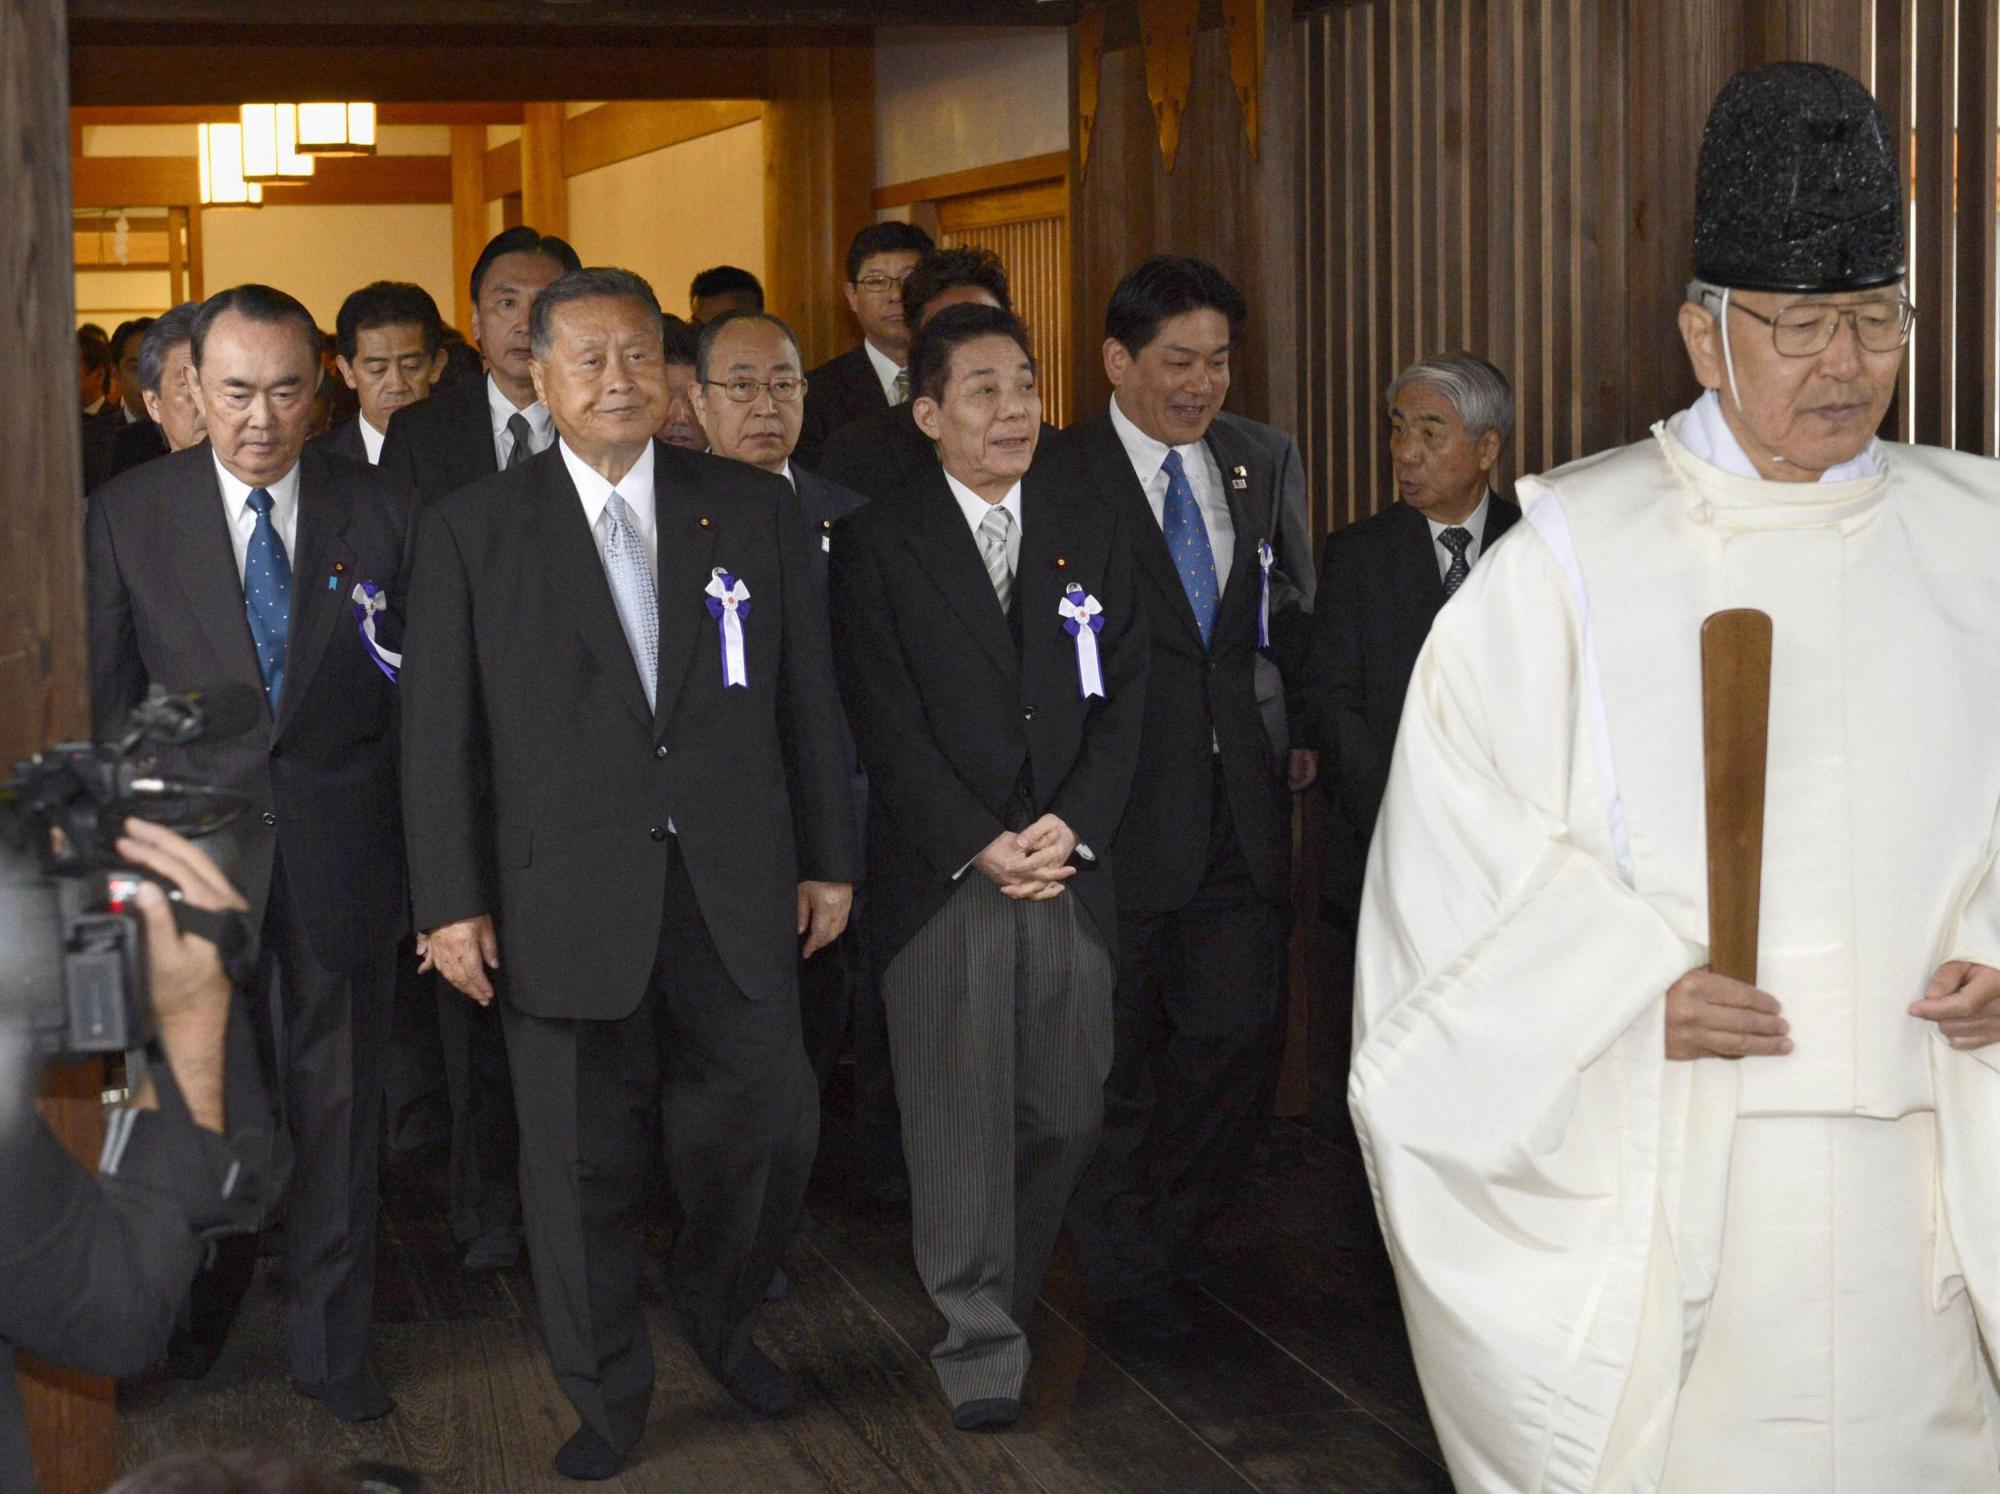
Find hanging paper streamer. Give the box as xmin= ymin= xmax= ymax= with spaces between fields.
xmin=703 ymin=568 xmax=752 ymax=689
xmin=1058 ymin=582 xmax=1106 ymax=699
xmin=1256 ymin=539 xmax=1274 ymax=649
xmin=349 ymin=581 xmax=401 ymax=682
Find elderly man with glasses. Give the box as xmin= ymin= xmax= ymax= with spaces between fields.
xmin=1351 ymin=62 xmax=2000 ymax=1494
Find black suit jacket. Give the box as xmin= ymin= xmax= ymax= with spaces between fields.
xmin=400 ymin=439 xmax=862 ymax=1019
xmin=1307 ymin=495 xmax=1520 ymax=922
xmin=829 ymin=455 xmax=1149 ymax=974
xmin=815 ymin=400 xmax=931 ymax=503
xmin=311 ymin=413 xmax=370 ymax=467
xmin=1053 ymin=410 xmax=1314 ymax=913
xmin=85 ymin=443 xmax=415 ymax=967
xmin=81 ymin=406 xmax=130 ymax=493
xmin=798 ymin=342 xmax=891 ymax=471
xmin=791 ymin=463 xmax=868 ymax=591
xmin=107 ymin=417 xmax=170 ymax=483
xmin=378 ymin=375 xmax=496 ymax=504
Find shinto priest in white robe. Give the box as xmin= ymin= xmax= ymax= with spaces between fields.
xmin=1350 ymin=392 xmax=2000 ymax=1492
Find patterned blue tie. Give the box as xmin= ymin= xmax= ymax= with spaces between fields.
xmin=242 ymin=487 xmax=292 ymax=707
xmin=598 ymin=492 xmax=659 ymax=712
xmin=1161 ymin=448 xmax=1219 ymax=645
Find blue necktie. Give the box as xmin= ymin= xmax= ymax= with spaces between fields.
xmin=242 ymin=487 xmax=292 ymax=707
xmin=1161 ymin=448 xmax=1219 ymax=645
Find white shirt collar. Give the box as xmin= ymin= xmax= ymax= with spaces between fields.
xmin=212 ymin=447 xmax=301 ymax=517
xmin=943 ymin=469 xmax=1022 ymax=538
xmin=1425 ymin=492 xmax=1490 ymax=546
xmin=83 ymin=396 xmax=106 ymax=417
xmin=560 ymin=437 xmax=657 ymax=537
xmin=487 ymin=373 xmax=552 ymax=442
xmin=1107 ymin=393 xmax=1200 ymax=488
xmin=358 ymin=413 xmax=387 ymax=465
xmin=862 ymin=338 xmax=905 ymax=403
xmin=779 ymin=459 xmax=795 ymax=490
xmin=1679 ymin=388 xmax=1883 ymax=482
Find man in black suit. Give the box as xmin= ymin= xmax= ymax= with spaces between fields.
xmin=106 ymin=301 xmax=204 ymax=482
xmin=318 ymin=281 xmax=447 ymax=466
xmin=796 ymin=221 xmax=935 ymax=469
xmin=377 ymin=226 xmax=579 ymax=1272
xmin=830 ymin=304 xmax=1147 ymax=1431
xmin=690 ymin=308 xmax=867 ymax=1119
xmin=79 ymin=325 xmax=127 ymax=493
xmin=687 ymin=264 xmax=764 ymax=326
xmin=1309 ymin=351 xmax=1518 ymax=930
xmin=1054 ymin=256 xmax=1317 ymax=1341
xmin=658 ymin=314 xmax=708 ymax=452
xmin=402 ymin=268 xmax=859 ymax=1482
xmin=818 ymin=245 xmax=1012 ymax=502
xmin=85 ymin=283 xmax=414 ymax=1423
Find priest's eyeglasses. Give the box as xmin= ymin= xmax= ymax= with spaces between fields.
xmin=706 ymin=375 xmax=808 ymax=403
xmin=1727 ymin=297 xmax=1917 ymax=357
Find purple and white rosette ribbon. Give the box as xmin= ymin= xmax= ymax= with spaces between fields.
xmin=1058 ymin=581 xmax=1106 ymax=699
xmin=703 ymin=567 xmax=752 ymax=689
xmin=349 ymin=581 xmax=401 ymax=682
xmin=1256 ymin=540 xmax=1274 ymax=649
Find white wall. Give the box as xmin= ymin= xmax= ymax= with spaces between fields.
xmin=200 ymin=204 xmax=455 ymax=330
xmin=875 ymin=25 xmax=1068 ymax=187
xmin=564 ymin=119 xmax=764 ymax=319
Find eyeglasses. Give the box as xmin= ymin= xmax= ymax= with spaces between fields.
xmin=705 ymin=375 xmax=807 ymax=404
xmin=1725 ymin=296 xmax=1917 ymax=356
xmin=852 ymin=272 xmax=912 ymax=296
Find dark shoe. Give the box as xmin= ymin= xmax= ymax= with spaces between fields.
xmin=165 ymin=1232 xmax=258 ymax=1379
xmin=951 ymin=1397 xmax=1022 ymax=1432
xmin=295 ymin=1363 xmax=396 ymax=1423
xmin=462 ymin=1224 xmax=523 ymax=1272
xmin=1108 ymin=1290 xmax=1197 ymax=1342
xmin=554 ymin=1425 xmax=626 ymax=1482
xmin=716 ymin=1342 xmax=800 ymax=1418
xmin=764 ymin=1266 xmax=789 ymax=1302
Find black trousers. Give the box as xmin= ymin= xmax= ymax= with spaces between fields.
xmin=1066 ymin=764 xmax=1290 ymax=1308
xmin=501 ymin=846 xmax=819 ymax=1456
xmin=383 ymin=940 xmax=449 ymax=1154
xmin=235 ymin=853 xmax=393 ymax=1386
xmin=437 ymin=981 xmax=521 ymax=1245
xmin=798 ymin=896 xmax=904 ymax=1188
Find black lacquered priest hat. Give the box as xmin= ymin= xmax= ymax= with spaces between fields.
xmin=1694 ymin=61 xmax=1906 ymax=293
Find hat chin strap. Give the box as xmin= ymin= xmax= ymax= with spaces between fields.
xmin=1718 ymin=286 xmax=1792 ymax=469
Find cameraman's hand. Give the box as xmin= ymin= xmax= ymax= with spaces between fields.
xmin=114 ymin=818 xmax=245 ymax=1134
xmin=426 ymin=915 xmax=500 ymax=1006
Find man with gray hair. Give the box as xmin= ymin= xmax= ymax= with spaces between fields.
xmin=104 ymin=302 xmax=206 ymax=482
xmin=1307 ymin=350 xmax=1518 ymax=931
xmin=401 ymin=266 xmax=860 ymax=1480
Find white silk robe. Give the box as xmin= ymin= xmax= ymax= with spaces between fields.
xmin=1350 ymin=416 xmax=2000 ymax=1493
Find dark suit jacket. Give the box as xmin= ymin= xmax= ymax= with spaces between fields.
xmin=81 ymin=406 xmax=130 ymax=493
xmin=798 ymin=342 xmax=891 ymax=471
xmin=107 ymin=417 xmax=170 ymax=483
xmin=791 ymin=463 xmax=867 ymax=590
xmin=1053 ymin=410 xmax=1314 ymax=913
xmin=85 ymin=443 xmax=415 ymax=968
xmin=829 ymin=455 xmax=1149 ymax=974
xmin=1307 ymin=494 xmax=1520 ymax=923
xmin=378 ymin=375 xmax=496 ymax=505
xmin=815 ymin=400 xmax=931 ymax=503
xmin=312 ymin=413 xmax=370 ymax=467
xmin=400 ymin=439 xmax=862 ymax=1019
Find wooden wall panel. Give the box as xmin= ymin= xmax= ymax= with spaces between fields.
xmin=941 ymin=213 xmax=1072 ymax=425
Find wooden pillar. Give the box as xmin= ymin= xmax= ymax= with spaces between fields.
xmin=762 ymin=44 xmax=875 ymax=369
xmin=2 ymin=1 xmax=113 ymax=1489
xmin=519 ymin=102 xmax=568 ymax=239
xmin=450 ymin=124 xmax=488 ymax=334
xmin=186 ymin=200 xmax=204 ymax=300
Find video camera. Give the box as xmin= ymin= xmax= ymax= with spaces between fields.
xmin=0 ymin=685 xmax=260 ymax=1062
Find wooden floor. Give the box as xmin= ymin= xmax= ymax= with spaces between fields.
xmin=119 ymin=1077 xmax=1449 ymax=1493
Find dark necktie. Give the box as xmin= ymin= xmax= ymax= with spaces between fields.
xmin=505 ymin=412 xmax=534 ymax=469
xmin=1439 ymin=526 xmax=1474 ymax=596
xmin=243 ymin=487 xmax=293 ymax=706
xmin=1162 ymin=449 xmax=1219 ymax=645
xmin=891 ymin=369 xmax=911 ymax=406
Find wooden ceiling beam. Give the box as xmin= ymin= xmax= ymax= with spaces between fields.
xmin=66 ymin=3 xmax=1074 ymax=30
xmin=72 ymin=103 xmax=526 ymax=126
xmin=72 ymin=153 xmax=451 ymax=207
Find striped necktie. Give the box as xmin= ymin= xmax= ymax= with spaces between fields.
xmin=978 ymin=504 xmax=1015 ymax=611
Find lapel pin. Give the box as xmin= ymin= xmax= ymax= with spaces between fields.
xmin=333 ymin=560 xmax=346 ymax=573
xmin=327 ymin=575 xmax=338 ymax=590
xmin=1054 ymin=556 xmax=1068 ymax=569
xmin=698 ymin=516 xmax=712 ymax=529
xmin=1230 ymin=465 xmax=1249 ymax=491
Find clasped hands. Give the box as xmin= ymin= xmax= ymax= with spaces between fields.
xmin=1664 ymin=960 xmax=2000 ymax=1061
xmin=974 ymin=814 xmax=1079 ymax=901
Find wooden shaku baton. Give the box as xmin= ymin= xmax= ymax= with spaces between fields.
xmin=1700 ymin=608 xmax=1773 ymax=985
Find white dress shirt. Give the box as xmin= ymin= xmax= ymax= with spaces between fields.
xmin=863 ymin=338 xmax=906 ymax=405
xmin=213 ymin=450 xmax=301 ymax=585
xmin=1425 ymin=493 xmax=1491 ymax=581
xmin=944 ymin=470 xmax=1023 ymax=575
xmin=560 ymin=438 xmax=658 ymax=578
xmin=358 ymin=414 xmax=387 ymax=465
xmin=488 ymin=374 xmax=555 ymax=470
xmin=1108 ymin=396 xmax=1235 ymax=590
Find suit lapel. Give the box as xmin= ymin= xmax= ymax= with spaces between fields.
xmin=1397 ymin=503 xmax=1449 ymax=619
xmin=1084 ymin=412 xmax=1204 ymax=647
xmin=532 ymin=450 xmax=655 ymax=732
xmin=652 ymin=444 xmax=719 ymax=739
xmin=171 ymin=456 xmax=269 ymax=710
xmin=1016 ymin=464 xmax=1081 ymax=687
xmin=274 ymin=451 xmax=354 ymax=738
xmin=906 ymin=468 xmax=1019 ymax=684
xmin=1203 ymin=419 xmax=1270 ymax=634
